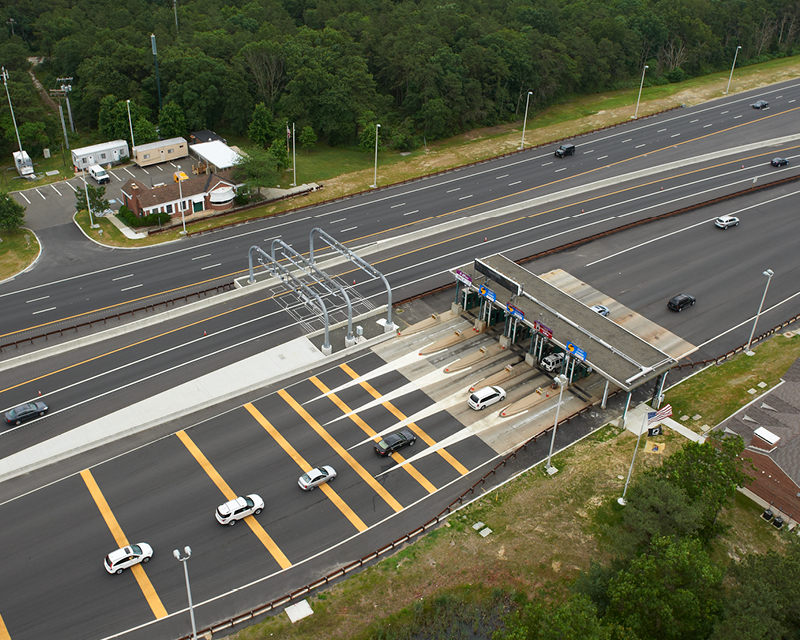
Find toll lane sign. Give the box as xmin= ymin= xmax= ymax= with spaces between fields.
xmin=566 ymin=341 xmax=587 ymax=361
xmin=479 ymin=285 xmax=496 ymax=302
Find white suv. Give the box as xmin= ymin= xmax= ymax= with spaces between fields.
xmin=468 ymin=386 xmax=506 ymax=410
xmin=216 ymin=494 xmax=264 ymax=525
xmin=540 ymin=352 xmax=565 ymax=373
xmin=104 ymin=543 xmax=153 ymax=574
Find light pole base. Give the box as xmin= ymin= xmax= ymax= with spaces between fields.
xmin=180 ymin=230 xmax=187 ymax=236
xmin=370 ymin=184 xmax=377 ymax=189
xmin=617 ymin=497 xmax=627 ymax=506
xmin=545 ymin=465 xmax=558 ymax=476
xmin=90 ymin=224 xmax=100 ymax=229
xmin=746 ymin=350 xmax=756 ymax=356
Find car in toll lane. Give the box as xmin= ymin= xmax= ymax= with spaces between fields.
xmin=104 ymin=543 xmax=153 ymax=574
xmin=468 ymin=386 xmax=507 ymax=410
xmin=667 ymin=293 xmax=696 ymax=312
xmin=298 ymin=466 xmax=337 ymax=490
xmin=215 ymin=494 xmax=264 ymax=525
xmin=374 ymin=428 xmax=417 ymax=456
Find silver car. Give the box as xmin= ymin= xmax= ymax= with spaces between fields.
xmin=714 ymin=215 xmax=739 ymax=229
xmin=298 ymin=465 xmax=337 ymax=490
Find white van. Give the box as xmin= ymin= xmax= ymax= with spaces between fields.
xmin=540 ymin=352 xmax=565 ymax=373
xmin=89 ymin=164 xmax=110 ymax=184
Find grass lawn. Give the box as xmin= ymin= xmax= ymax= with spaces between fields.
xmin=0 ymin=227 xmax=40 ymax=282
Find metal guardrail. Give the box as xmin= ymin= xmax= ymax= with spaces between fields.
xmin=0 ymin=282 xmax=235 ymax=354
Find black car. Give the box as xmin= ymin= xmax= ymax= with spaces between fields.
xmin=771 ymin=157 xmax=789 ymax=167
xmin=751 ymin=100 xmax=769 ymax=109
xmin=554 ymin=143 xmax=575 ymax=158
xmin=374 ymin=428 xmax=417 ymax=456
xmin=667 ymin=294 xmax=696 ymax=312
xmin=4 ymin=401 xmax=49 ymax=425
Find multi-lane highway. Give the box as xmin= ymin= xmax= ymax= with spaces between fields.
xmin=0 ymin=79 xmax=799 ymax=640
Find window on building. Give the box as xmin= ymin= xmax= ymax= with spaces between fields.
xmin=167 ymin=149 xmax=174 ymax=154
xmin=100 ymin=153 xmax=107 ymax=160
xmin=166 ymin=204 xmax=173 ymax=213
xmin=143 ymin=154 xmax=150 ymax=160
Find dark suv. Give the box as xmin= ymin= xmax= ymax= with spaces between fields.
xmin=554 ymin=143 xmax=575 ymax=158
xmin=668 ymin=293 xmax=696 ymax=312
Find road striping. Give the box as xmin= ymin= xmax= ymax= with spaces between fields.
xmin=541 ymin=161 xmax=552 ymax=166
xmin=329 ymin=218 xmax=346 ymax=224
xmin=495 ymin=174 xmax=509 ymax=179
xmin=657 ymin=128 xmax=666 ymax=132
xmin=690 ymin=119 xmax=698 ymax=123
xmin=721 ymin=110 xmax=729 ymax=114
xmin=0 ymin=613 xmax=9 ymax=640
xmin=25 ymin=296 xmax=49 ymax=303
xmin=734 ymin=115 xmax=742 ymax=119
xmin=277 ymin=389 xmax=403 ymax=512
xmin=244 ymin=403 xmax=367 ymax=532
xmin=704 ymin=123 xmax=713 ymax=127
xmin=112 ymin=274 xmax=134 ymax=281
xmin=200 ymin=263 xmax=221 ymax=270
xmin=175 ymin=430 xmax=292 ymax=569
xmin=555 ymin=167 xmax=567 ymax=172
xmin=509 ymin=181 xmax=521 ymax=186
xmin=120 ymin=284 xmax=143 ymax=292
xmin=597 ymin=155 xmax=608 ymax=160
xmin=446 ymin=188 xmax=460 ymax=193
xmin=403 ymin=210 xmax=419 ymax=216
xmin=80 ymin=469 xmax=168 ymax=619
xmin=35 ymin=189 xmax=46 ymax=200
xmin=621 ymin=139 xmax=631 ymax=143
xmin=65 ymin=181 xmax=78 ymax=192
xmin=50 ymin=184 xmax=62 ymax=196
xmin=123 ymin=167 xmax=136 ymax=177
xmin=671 ymin=133 xmax=680 ymax=138
xmin=17 ymin=192 xmax=30 ymax=204
xmin=339 ymin=226 xmax=358 ymax=233
xmin=191 ymin=254 xmax=211 ymax=261
xmin=390 ymin=202 xmax=406 ymax=208
xmin=583 ymin=150 xmax=594 ymax=154
xmin=635 ymin=144 xmax=645 ymax=148
xmin=308 ymin=377 xmax=436 ymax=494
xmin=340 ymin=363 xmax=469 ymax=476
xmin=31 ymin=307 xmax=56 ymax=315
xmin=458 ymin=195 xmax=473 ymax=200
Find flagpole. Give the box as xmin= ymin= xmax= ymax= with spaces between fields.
xmin=291 ymin=122 xmax=296 ymax=186
xmin=618 ymin=411 xmax=648 ymax=506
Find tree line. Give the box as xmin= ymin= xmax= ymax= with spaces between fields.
xmin=1 ymin=0 xmax=799 ymax=164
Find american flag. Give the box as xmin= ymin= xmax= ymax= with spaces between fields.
xmin=648 ymin=404 xmax=672 ymax=424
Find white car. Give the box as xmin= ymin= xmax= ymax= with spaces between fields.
xmin=590 ymin=304 xmax=610 ymax=317
xmin=298 ymin=465 xmax=337 ymax=490
xmin=215 ymin=494 xmax=264 ymax=525
xmin=468 ymin=386 xmax=506 ymax=410
xmin=714 ymin=215 xmax=739 ymax=229
xmin=104 ymin=543 xmax=153 ymax=574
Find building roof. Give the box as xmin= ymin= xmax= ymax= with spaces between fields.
xmin=121 ymin=170 xmax=237 ymax=208
xmin=189 ymin=130 xmax=226 ymax=144
xmin=190 ymin=141 xmax=241 ymax=170
xmin=72 ymin=140 xmax=129 ymax=156
xmin=132 ymin=137 xmax=187 ymax=154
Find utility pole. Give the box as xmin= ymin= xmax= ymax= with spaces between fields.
xmin=151 ymin=34 xmax=162 ymax=112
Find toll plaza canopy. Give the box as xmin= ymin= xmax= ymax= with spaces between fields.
xmin=451 ymin=255 xmax=676 ymax=393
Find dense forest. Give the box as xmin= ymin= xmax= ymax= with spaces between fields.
xmin=1 ymin=0 xmax=799 ymax=160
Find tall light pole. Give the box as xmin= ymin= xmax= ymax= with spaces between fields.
xmin=519 ymin=91 xmax=533 ymax=150
xmin=746 ymin=269 xmax=774 ymax=353
xmin=632 ymin=65 xmax=648 ymax=119
xmin=725 ymin=46 xmax=742 ymax=95
xmin=173 ymin=546 xmax=197 ymax=640
xmin=2 ymin=67 xmax=23 ymax=155
xmin=545 ymin=372 xmax=569 ymax=474
xmin=173 ymin=0 xmax=179 ymax=32
xmin=177 ymin=166 xmax=186 ymax=235
xmin=82 ymin=177 xmax=98 ymax=229
xmin=151 ymin=34 xmax=162 ymax=112
xmin=371 ymin=123 xmax=381 ymax=188
xmin=126 ymin=99 xmax=136 ymax=150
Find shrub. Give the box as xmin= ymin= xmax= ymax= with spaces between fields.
xmin=117 ymin=204 xmax=171 ymax=228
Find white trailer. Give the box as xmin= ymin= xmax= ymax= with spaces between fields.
xmin=13 ymin=150 xmax=34 ymax=177
xmin=71 ymin=140 xmax=129 ymax=172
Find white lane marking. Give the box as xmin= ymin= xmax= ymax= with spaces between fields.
xmin=541 ymin=161 xmax=552 ymax=166
xmin=635 ymin=144 xmax=646 ymax=148
xmin=201 ymin=263 xmax=222 ymax=270
xmin=583 ymin=149 xmax=594 ymax=154
xmin=18 ymin=192 xmax=31 ymax=204
xmin=734 ymin=115 xmax=742 ymax=119
xmin=65 ymin=181 xmax=78 ymax=192
xmin=671 ymin=133 xmax=680 ymax=138
xmin=447 ymin=188 xmax=461 ymax=193
xmin=191 ymin=254 xmax=212 ymax=261
xmin=36 ymin=189 xmax=46 ymax=200
xmin=141 ymin=167 xmax=150 ymax=175
xmin=495 ymin=174 xmax=509 ymax=179
xmin=690 ymin=119 xmax=699 ymax=123
xmin=121 ymin=284 xmax=143 ymax=291
xmin=112 ymin=274 xmax=134 ymax=281
xmin=124 ymin=167 xmax=136 ymax=177
xmin=509 ymin=181 xmax=521 ymax=186
xmin=156 ymin=165 xmax=164 ymax=171
xmin=721 ymin=110 xmax=729 ymax=114
xmin=790 ymin=99 xmax=796 ymax=104
xmin=340 ymin=226 xmax=358 ymax=233
xmin=597 ymin=155 xmax=608 ymax=160
xmin=390 ymin=203 xmax=406 ymax=208
xmin=26 ymin=296 xmax=49 ymax=303
xmin=703 ymin=123 xmax=713 ymax=128
xmin=622 ymin=139 xmax=631 ymax=143
xmin=555 ymin=167 xmax=567 ymax=172
xmin=329 ymin=218 xmax=346 ymax=224
xmin=50 ymin=184 xmax=62 ymax=196
xmin=32 ymin=307 xmax=56 ymax=315
xmin=459 ymin=195 xmax=473 ymax=200
xmin=776 ymin=95 xmax=783 ymax=99
xmin=403 ymin=210 xmax=419 ymax=216
xmin=657 ymin=128 xmax=666 ymax=133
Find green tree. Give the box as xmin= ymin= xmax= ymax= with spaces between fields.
xmin=232 ymin=146 xmax=280 ymax=195
xmin=606 ymin=536 xmax=723 ymax=640
xmin=133 ymin=116 xmax=158 ymax=146
xmin=357 ymin=113 xmax=382 ymax=152
xmin=75 ymin=184 xmax=110 ymax=217
xmin=299 ymin=125 xmax=317 ymax=151
xmin=19 ymin=122 xmax=50 ymax=157
xmin=158 ymin=101 xmax=187 ymax=139
xmin=0 ymin=192 xmax=26 ymax=230
xmin=248 ymin=103 xmax=277 ymax=148
xmin=268 ymin=137 xmax=290 ymax=172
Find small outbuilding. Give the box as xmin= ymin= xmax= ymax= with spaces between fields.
xmin=132 ymin=137 xmax=189 ymax=167
xmin=189 ymin=140 xmax=242 ymax=174
xmin=71 ymin=140 xmax=129 ymax=172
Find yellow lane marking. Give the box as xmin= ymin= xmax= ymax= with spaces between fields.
xmin=277 ymin=389 xmax=404 ymax=512
xmin=80 ymin=469 xmax=167 ymax=619
xmin=0 ymin=612 xmax=12 ymax=640
xmin=309 ymin=377 xmax=436 ymax=494
xmin=175 ymin=430 xmax=291 ymax=569
xmin=243 ymin=403 xmax=367 ymax=532
xmin=340 ymin=363 xmax=469 ymax=476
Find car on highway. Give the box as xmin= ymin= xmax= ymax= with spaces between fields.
xmin=374 ymin=428 xmax=417 ymax=456
xmin=298 ymin=465 xmax=337 ymax=490
xmin=554 ymin=143 xmax=576 ymax=157
xmin=751 ymin=100 xmax=769 ymax=109
xmin=468 ymin=386 xmax=507 ymax=410
xmin=215 ymin=494 xmax=264 ymax=525
xmin=771 ymin=157 xmax=789 ymax=167
xmin=104 ymin=543 xmax=153 ymax=574
xmin=4 ymin=401 xmax=49 ymax=425
xmin=590 ymin=304 xmax=610 ymax=317
xmin=714 ymin=215 xmax=739 ymax=229
xmin=668 ymin=293 xmax=696 ymax=312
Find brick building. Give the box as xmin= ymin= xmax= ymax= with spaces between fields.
xmin=120 ymin=170 xmax=238 ymax=219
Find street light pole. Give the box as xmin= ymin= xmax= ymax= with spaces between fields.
xmin=618 ymin=411 xmax=649 ymax=505
xmin=126 ymin=99 xmax=135 ymax=150
xmin=633 ymin=65 xmax=649 ymax=119
xmin=371 ymin=123 xmax=381 ymax=188
xmin=82 ymin=177 xmax=98 ymax=229
xmin=725 ymin=46 xmax=742 ymax=95
xmin=545 ymin=371 xmax=569 ymax=474
xmin=173 ymin=546 xmax=197 ymax=640
xmin=177 ymin=166 xmax=186 ymax=235
xmin=519 ymin=91 xmax=533 ymax=150
xmin=151 ymin=34 xmax=162 ymax=112
xmin=746 ymin=269 xmax=774 ymax=353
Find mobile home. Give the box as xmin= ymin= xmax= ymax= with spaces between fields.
xmin=132 ymin=137 xmax=189 ymax=167
xmin=71 ymin=140 xmax=129 ymax=172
